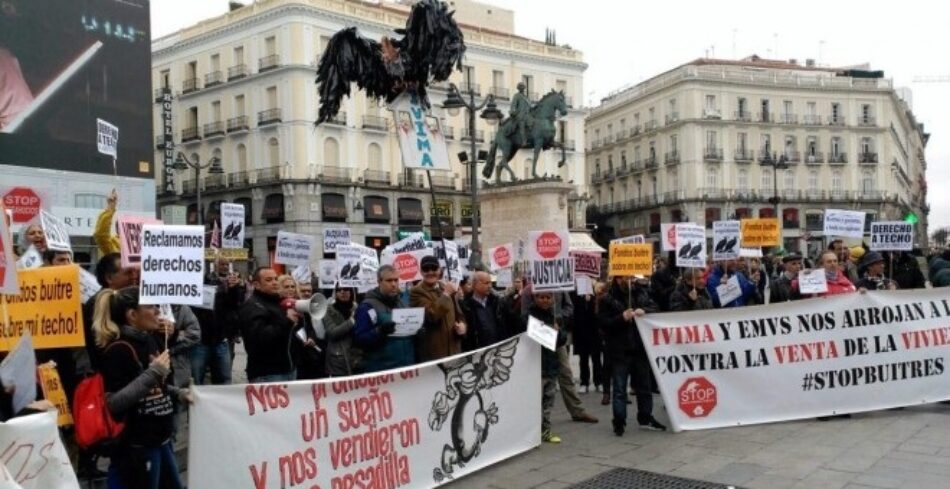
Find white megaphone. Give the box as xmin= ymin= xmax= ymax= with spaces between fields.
xmin=295 ymin=294 xmax=329 ymax=339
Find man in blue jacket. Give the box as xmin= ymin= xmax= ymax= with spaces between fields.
xmin=354 ymin=265 xmax=415 ymax=372
xmin=706 ymin=260 xmax=759 ymax=308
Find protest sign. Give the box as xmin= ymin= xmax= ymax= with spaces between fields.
xmin=489 ymin=243 xmax=514 ymax=272
xmin=204 ymin=247 xmax=248 ymax=261
xmin=0 ymin=203 xmax=16 ymax=294
xmin=337 ymin=244 xmax=379 ymax=290
xmin=318 ymin=259 xmax=337 ymax=289
xmin=385 ymin=249 xmax=430 ymax=284
xmin=38 ymin=211 xmax=71 ymax=252
xmin=392 ymin=308 xmax=425 ymax=337
xmin=608 ymin=243 xmax=652 ymax=277
xmin=15 ymin=246 xmax=42 ymax=270
xmin=660 ymin=223 xmax=680 ymax=252
xmin=530 ymin=257 xmax=574 ymax=292
xmin=576 ymin=275 xmax=593 ymax=296
xmin=674 ymin=224 xmax=706 ymax=268
xmin=382 ymin=232 xmax=428 ymax=263
xmin=0 ymin=266 xmax=84 ymax=350
xmin=740 ymin=218 xmax=780 ymax=247
xmin=870 ymin=221 xmax=914 ymax=251
xmin=637 ymin=288 xmax=950 ymax=431
xmin=527 ymin=230 xmax=569 ymax=262
xmin=77 ymin=267 xmax=101 ymax=303
xmin=798 ymin=269 xmax=829 ymax=295
xmin=715 ymin=275 xmax=742 ymax=306
xmin=275 ymin=231 xmax=314 ymax=267
xmin=220 ymin=203 xmax=245 ymax=249
xmin=188 ymin=336 xmax=541 ymax=489
xmin=0 ymin=333 xmax=35 ymax=413
xmin=291 ymin=265 xmax=312 ymax=286
xmin=571 ymin=251 xmax=601 ymax=278
xmin=117 ymin=215 xmax=162 ymax=268
xmin=429 ymin=240 xmax=461 ymax=282
xmin=96 ymin=118 xmax=118 ymax=159
xmin=0 ymin=411 xmax=80 ymax=489
xmin=611 ymin=234 xmax=645 ymax=244
xmin=739 ymin=247 xmax=763 ymax=258
xmin=712 ymin=221 xmax=740 ymax=261
xmin=390 ymin=91 xmax=452 ymax=171
xmin=823 ymin=209 xmax=866 ymax=238
xmin=323 ymin=228 xmax=351 ymax=254
xmin=139 ymin=225 xmax=204 ymax=306
xmin=495 ymin=268 xmax=512 ymax=288
xmin=526 ymin=316 xmax=557 ymax=351
xmin=193 ymin=285 xmax=218 ymax=311
xmin=37 ymin=363 xmax=73 ymax=427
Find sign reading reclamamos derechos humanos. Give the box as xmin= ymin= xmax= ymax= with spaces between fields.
xmin=0 ymin=266 xmax=85 ymax=351
xmin=870 ymin=221 xmax=914 ymax=251
xmin=139 ymin=225 xmax=205 ymax=306
xmin=188 ymin=336 xmax=541 ymax=489
xmin=637 ymin=289 xmax=950 ymax=431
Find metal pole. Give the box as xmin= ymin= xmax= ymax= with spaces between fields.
xmin=425 ymin=169 xmax=451 ymax=282
xmin=195 ymin=162 xmax=203 ymax=226
xmin=468 ymin=85 xmax=482 ymax=271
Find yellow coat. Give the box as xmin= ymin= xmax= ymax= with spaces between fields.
xmin=93 ymin=207 xmax=121 ymax=255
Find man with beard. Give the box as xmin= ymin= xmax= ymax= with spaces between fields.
xmin=325 ymin=286 xmax=361 ymax=376
xmin=354 ymin=265 xmax=414 ymax=372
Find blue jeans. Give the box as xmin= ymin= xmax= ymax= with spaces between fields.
xmin=190 ymin=341 xmax=232 ymax=385
xmin=107 ymin=442 xmax=184 ymax=489
xmin=250 ymin=370 xmax=296 ymax=383
xmin=611 ymin=353 xmax=653 ymax=425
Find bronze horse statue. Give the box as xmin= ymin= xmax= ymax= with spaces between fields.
xmin=482 ymin=90 xmax=568 ymax=183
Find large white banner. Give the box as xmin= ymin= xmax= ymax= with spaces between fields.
xmin=220 ymin=203 xmax=245 ymax=249
xmin=824 ymin=209 xmax=866 ymax=238
xmin=139 ymin=225 xmax=205 ymax=305
xmin=637 ymin=289 xmax=950 ymax=431
xmin=188 ymin=336 xmax=540 ymax=489
xmin=0 ymin=411 xmax=80 ymax=489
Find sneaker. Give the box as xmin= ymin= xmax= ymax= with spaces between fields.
xmin=596 ymin=385 xmax=603 ymax=393
xmin=612 ymin=418 xmax=625 ymax=436
xmin=579 ymin=385 xmax=589 ymax=394
xmin=542 ymin=430 xmax=562 ymax=443
xmin=571 ymin=412 xmax=599 ymax=423
xmin=638 ymin=417 xmax=667 ymax=431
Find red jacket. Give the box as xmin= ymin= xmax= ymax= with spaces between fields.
xmin=792 ymin=272 xmax=856 ymax=298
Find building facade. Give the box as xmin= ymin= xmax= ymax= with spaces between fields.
xmin=585 ymin=56 xmax=930 ymax=257
xmin=152 ymin=0 xmax=587 ymax=266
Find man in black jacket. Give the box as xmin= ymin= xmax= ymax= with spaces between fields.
xmin=598 ymin=276 xmax=666 ymax=436
xmin=239 ymin=267 xmax=299 ymax=382
xmin=462 ymin=271 xmax=504 ymax=351
xmin=770 ymin=254 xmax=803 ymax=303
xmin=191 ymin=258 xmax=245 ymax=384
xmin=669 ymin=269 xmax=714 ymax=311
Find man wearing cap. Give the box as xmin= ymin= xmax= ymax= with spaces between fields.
xmin=770 ymin=253 xmax=803 ymax=303
xmin=410 ymin=255 xmax=467 ymax=361
xmin=855 ymin=252 xmax=897 ymax=291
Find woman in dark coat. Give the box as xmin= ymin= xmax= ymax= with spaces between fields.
xmin=571 ymin=286 xmax=603 ymax=394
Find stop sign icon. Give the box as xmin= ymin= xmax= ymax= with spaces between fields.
xmin=393 ymin=253 xmax=419 ymax=281
xmin=678 ymin=376 xmax=717 ymax=418
xmin=3 ymin=187 xmax=41 ymax=223
xmin=493 ymin=246 xmax=511 ymax=268
xmin=535 ymin=232 xmax=563 ymax=260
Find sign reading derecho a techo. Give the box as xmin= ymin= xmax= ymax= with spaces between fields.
xmin=139 ymin=225 xmax=204 ymax=305
xmin=870 ymin=221 xmax=913 ymax=251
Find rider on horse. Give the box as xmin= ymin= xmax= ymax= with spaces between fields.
xmin=510 ymin=82 xmax=533 ymax=144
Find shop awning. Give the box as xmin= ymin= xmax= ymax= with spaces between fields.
xmin=364 ymin=196 xmax=390 ymax=223
xmin=262 ymin=194 xmax=284 ymax=221
xmin=569 ymin=232 xmax=605 ymax=253
xmin=322 ymin=193 xmax=347 ymax=221
xmin=398 ymin=198 xmax=424 ymax=224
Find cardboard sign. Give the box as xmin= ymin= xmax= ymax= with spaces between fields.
xmin=194 ymin=284 xmax=218 ymax=311
xmin=798 ymin=269 xmax=829 ymax=295
xmin=220 ymin=203 xmax=245 ymax=249
xmin=527 ymin=230 xmax=570 ymax=262
xmin=675 ymin=223 xmax=707 ymax=268
xmin=740 ymin=218 xmax=780 ymax=247
xmin=139 ymin=225 xmax=205 ymax=306
xmin=0 ymin=333 xmax=36 ymax=414
xmin=323 ymin=227 xmax=351 ymax=254
xmin=37 ymin=363 xmax=73 ymax=426
xmin=527 ymin=315 xmax=557 ymax=351
xmin=391 ymin=308 xmax=425 ymax=337
xmin=870 ymin=221 xmax=914 ymax=251
xmin=576 ymin=275 xmax=594 ymax=296
xmin=823 ymin=209 xmax=866 ymax=238
xmin=337 ymin=244 xmax=378 ymax=290
xmin=318 ymin=259 xmax=337 ymax=289
xmin=611 ymin=234 xmax=645 ymax=244
xmin=608 ymin=243 xmax=653 ymax=277
xmin=0 ymin=266 xmax=85 ymax=350
xmin=0 ymin=411 xmax=81 ymax=489
xmin=0 ymin=203 xmax=16 ymax=294
xmin=531 ymin=257 xmax=574 ymax=292
xmin=78 ymin=267 xmax=101 ymax=303
xmin=495 ymin=268 xmax=512 ymax=288
xmin=390 ymin=91 xmax=452 ymax=171
xmin=712 ymin=221 xmax=741 ymax=261
xmin=291 ymin=264 xmax=311 ymax=285
xmin=117 ymin=215 xmax=162 ymax=268
xmin=660 ymin=223 xmax=677 ymax=252
xmin=16 ymin=246 xmax=42 ymax=270
xmin=489 ymin=243 xmax=514 ymax=272
xmin=715 ymin=275 xmax=742 ymax=306
xmin=96 ymin=118 xmax=118 ymax=158
xmin=274 ymin=231 xmax=314 ymax=267
xmin=38 ymin=210 xmax=71 ymax=252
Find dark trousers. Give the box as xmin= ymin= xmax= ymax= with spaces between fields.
xmin=611 ymin=351 xmax=653 ymax=424
xmin=578 ymin=350 xmax=603 ymax=388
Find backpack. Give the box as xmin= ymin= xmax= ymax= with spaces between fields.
xmin=73 ymin=341 xmax=139 ymax=450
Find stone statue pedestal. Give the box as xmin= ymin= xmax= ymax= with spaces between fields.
xmin=478 ymin=179 xmax=574 ymax=249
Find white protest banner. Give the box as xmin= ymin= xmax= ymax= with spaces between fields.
xmin=0 ymin=203 xmax=16 ymax=294
xmin=38 ymin=211 xmax=71 ymax=252
xmin=712 ymin=221 xmax=740 ymax=261
xmin=392 ymin=307 xmax=425 ymax=337
xmin=318 ymin=259 xmax=338 ymax=289
xmin=16 ymin=246 xmax=42 ymax=270
xmin=576 ymin=275 xmax=593 ymax=296
xmin=337 ymin=244 xmax=379 ymax=290
xmin=0 ymin=411 xmax=80 ymax=489
xmin=390 ymin=91 xmax=452 ymax=171
xmin=433 ymin=240 xmax=461 ymax=282
xmin=660 ymin=223 xmax=677 ymax=252
xmin=194 ymin=285 xmax=217 ymax=311
xmin=527 ymin=230 xmax=569 ymax=262
xmin=637 ymin=288 xmax=950 ymax=431
xmin=715 ymin=275 xmax=742 ymax=306
xmin=188 ymin=336 xmax=540 ymax=489
xmin=570 ymin=251 xmax=601 ymax=278
xmin=739 ymin=247 xmax=763 ymax=258
xmin=292 ymin=264 xmax=312 ymax=285
xmin=117 ymin=215 xmax=162 ymax=268
xmin=323 ymin=227 xmax=351 ymax=254
xmin=531 ymin=257 xmax=574 ymax=292
xmin=824 ymin=209 xmax=866 ymax=238
xmin=870 ymin=221 xmax=914 ymax=251
xmin=220 ymin=203 xmax=245 ymax=249
xmin=489 ymin=243 xmax=514 ymax=272
xmin=798 ymin=269 xmax=829 ymax=295
xmin=0 ymin=332 xmax=35 ymax=414
xmin=96 ymin=118 xmax=118 ymax=159
xmin=275 ymin=231 xmax=314 ymax=267
xmin=526 ymin=316 xmax=557 ymax=351
xmin=139 ymin=225 xmax=204 ymax=306
xmin=674 ymin=223 xmax=706 ymax=268
xmin=611 ymin=234 xmax=645 ymax=244
xmin=382 ymin=232 xmax=428 ymax=263
xmin=495 ymin=268 xmax=512 ymax=288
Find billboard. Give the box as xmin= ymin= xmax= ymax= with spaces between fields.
xmin=0 ymin=0 xmax=152 ymax=179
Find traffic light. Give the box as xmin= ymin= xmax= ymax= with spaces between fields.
xmin=903 ymin=212 xmax=919 ymax=225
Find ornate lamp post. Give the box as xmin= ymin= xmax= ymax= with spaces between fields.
xmin=173 ymin=153 xmax=224 ymax=226
xmin=442 ymin=82 xmax=504 ymax=270
xmin=767 ymin=152 xmax=789 ymax=249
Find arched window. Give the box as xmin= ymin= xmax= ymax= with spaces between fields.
xmin=268 ymin=138 xmax=279 ymax=167
xmin=367 ymin=143 xmax=382 ymax=171
xmin=324 ymin=138 xmax=340 ymax=167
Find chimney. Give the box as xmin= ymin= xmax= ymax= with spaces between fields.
xmin=805 ymin=58 xmax=816 ymax=67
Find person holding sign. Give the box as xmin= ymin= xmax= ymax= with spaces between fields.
xmin=325 ymin=286 xmax=362 ymax=376
xmin=93 ymin=189 xmax=122 ymax=254
xmin=855 ymin=252 xmax=897 ymax=291
xmin=669 ymin=269 xmax=713 ymax=312
xmin=524 ymin=291 xmax=568 ymax=444
xmin=770 ymin=254 xmax=804 ymax=303
xmin=354 ymin=265 xmax=414 ymax=373
xmin=706 ymin=259 xmax=759 ymax=308
xmin=238 ymin=268 xmax=300 ymax=382
xmin=792 ymin=251 xmax=857 ymax=298
xmin=92 ymin=287 xmax=188 ymax=489
xmin=411 ymin=256 xmax=467 ymax=361
xmin=17 ymin=222 xmax=47 ymax=253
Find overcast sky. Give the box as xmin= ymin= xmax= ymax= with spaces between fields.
xmin=152 ymin=0 xmax=950 ymax=232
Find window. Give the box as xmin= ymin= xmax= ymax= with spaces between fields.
xmin=807 ymin=101 xmax=816 ymax=115
xmin=832 ymin=170 xmax=843 ymax=191
xmin=760 ymin=99 xmax=770 ymax=119
xmin=783 ymin=100 xmax=792 ymax=115
xmin=862 ymin=171 xmax=875 ymax=193
xmin=648 ymin=107 xmax=655 ymax=122
xmin=268 ymin=138 xmax=279 ymax=167
xmin=324 ymin=138 xmax=340 ymax=166
xmin=634 ymin=113 xmax=640 ymax=126
xmin=492 ymin=70 xmax=504 ymax=89
xmin=210 ymin=53 xmax=220 ymax=71
xmin=211 ymin=101 xmax=221 ymax=122
xmin=669 ymin=170 xmax=679 ymax=190
xmin=831 ymin=102 xmax=840 ymax=118
xmin=737 ymin=97 xmax=747 ymax=116
xmin=186 ymin=106 xmax=198 ymax=128
xmin=607 ymin=124 xmax=613 ymax=137
xmin=784 ymin=169 xmax=795 ymax=189
xmin=367 ymin=143 xmax=382 ymax=171
xmin=265 ymin=36 xmax=276 ymax=56
xmin=761 ymin=134 xmax=771 ymax=154
xmin=556 ymin=79 xmax=567 ymax=93
xmin=634 ymin=146 xmax=641 ymax=163
xmin=784 ymin=135 xmax=796 ymax=157
xmin=234 ymin=94 xmax=245 ymax=117
xmin=806 ymin=212 xmax=823 ymax=231
xmin=761 ymin=168 xmax=773 ymax=189
xmin=737 ymin=169 xmax=749 ymax=192
xmin=705 ymin=95 xmax=716 ymax=110
xmin=807 ymin=137 xmax=818 ymax=157
xmin=463 ymin=65 xmax=475 ymax=84
xmin=607 ymin=154 xmax=613 ymax=172
xmin=160 ymin=70 xmax=170 ymax=89
xmin=648 ymin=141 xmax=656 ymax=160
xmin=705 ymin=167 xmax=719 ymax=188
xmin=236 ymin=144 xmax=248 ymax=173
xmin=808 ymin=170 xmax=818 ymax=191
xmin=831 ymin=137 xmax=842 ymax=156
xmin=594 ymin=159 xmax=600 ymax=174
xmin=620 ymin=150 xmax=627 ymax=167
xmin=737 ymin=132 xmax=748 ymax=152
xmin=706 ymin=131 xmax=717 ymax=149
xmin=521 ymin=74 xmax=533 ymax=94
xmin=266 ymin=86 xmax=277 ymax=109
xmin=670 ymin=134 xmax=678 ymax=153
xmin=861 ymin=137 xmax=873 ymax=154
xmin=233 ymin=46 xmax=244 ymax=64
xmin=861 ymin=104 xmax=873 ymax=124
xmin=608 ymin=187 xmax=614 ymax=204
xmin=74 ymin=193 xmax=106 ymax=209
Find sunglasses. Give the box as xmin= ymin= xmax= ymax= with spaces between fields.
xmin=421 ymin=265 xmax=440 ymax=272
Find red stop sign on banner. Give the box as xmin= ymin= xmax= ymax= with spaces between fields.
xmin=678 ymin=376 xmax=717 ymax=418
xmin=3 ymin=187 xmax=41 ymax=223
xmin=493 ymin=246 xmax=511 ymax=268
xmin=393 ymin=253 xmax=419 ymax=281
xmin=535 ymin=232 xmax=562 ymax=259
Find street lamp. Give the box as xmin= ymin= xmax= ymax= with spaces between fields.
xmin=173 ymin=152 xmax=224 ymax=226
xmin=767 ymin=152 xmax=788 ymax=249
xmin=442 ymin=81 xmax=503 ymax=270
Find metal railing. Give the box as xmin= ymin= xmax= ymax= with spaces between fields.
xmin=665 ymin=113 xmax=679 ymax=125
xmin=805 ymin=152 xmax=824 ymax=164
xmin=461 ymin=128 xmax=484 ymax=142
xmin=644 ymin=156 xmax=657 ymax=169
xmin=203 ymin=121 xmax=225 ymax=137
xmin=858 ymin=116 xmax=876 ymax=127
xmin=664 ymin=151 xmax=680 ymax=164
xmin=182 ymin=78 xmax=199 ymax=94
xmin=362 ymin=115 xmax=389 ymax=131
xmin=257 ymin=108 xmax=282 ymax=125
xmin=427 ymin=173 xmax=455 ymax=190
xmin=704 ymin=148 xmax=724 ymax=161
xmin=459 ymin=82 xmax=481 ymax=96
xmin=181 ymin=127 xmax=200 ymax=142
xmin=644 ymin=120 xmax=657 ymax=131
xmin=398 ymin=173 xmax=424 ymax=188
xmin=779 ymin=113 xmax=798 ymax=124
xmin=204 ymin=173 xmax=226 ymax=190
xmin=784 ymin=150 xmax=801 ymax=163
xmin=828 ymin=115 xmax=846 ymax=126
xmin=324 ymin=113 xmax=347 ymax=126
xmin=182 ymin=179 xmax=197 ymax=194
xmin=758 ymin=112 xmax=773 ymax=123
xmin=828 ymin=153 xmax=848 ymax=164
xmin=256 ymin=167 xmax=280 ymax=183
xmin=230 ymin=171 xmax=249 ymax=186
xmin=734 ymin=111 xmax=752 ymax=122
xmin=703 ymin=108 xmax=722 ymax=119
xmin=734 ymin=149 xmax=754 ymax=162
xmin=489 ymin=86 xmax=509 ymax=99
xmin=227 ymin=64 xmax=248 ymax=80
xmin=859 ymin=152 xmax=879 ymax=164
xmin=314 ymin=165 xmax=352 ymax=184
xmin=802 ymin=114 xmax=821 ymax=125
xmin=259 ymin=54 xmax=280 ymax=72
xmin=204 ymin=71 xmax=223 ymax=87
xmin=227 ymin=115 xmax=249 ymax=132
xmin=363 ymin=169 xmax=391 ymax=184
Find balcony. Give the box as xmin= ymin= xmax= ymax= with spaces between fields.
xmin=228 ymin=64 xmax=248 ymax=81
xmin=804 ymin=152 xmax=824 ymax=165
xmin=590 ymin=172 xmax=604 ymax=183
xmin=704 ymin=148 xmax=724 ymax=162
xmin=563 ymin=139 xmax=576 ymax=151
xmin=758 ymin=151 xmax=774 ymax=164
xmin=699 ymin=188 xmax=725 ymax=199
xmin=778 ymin=113 xmax=798 ymax=124
xmin=644 ymin=156 xmax=658 ymax=169
xmin=665 ymin=113 xmax=679 ymax=125
xmin=644 ymin=120 xmax=657 ymax=132
xmin=664 ymin=151 xmax=680 ymax=165
xmin=257 ymin=108 xmax=282 ymax=126
xmin=182 ymin=77 xmax=199 ymax=94
xmin=857 ymin=190 xmax=884 ymax=200
xmin=256 ymin=167 xmax=280 ymax=183
xmin=230 ymin=171 xmax=249 ymax=187
xmin=398 ymin=173 xmax=424 ymax=188
xmin=459 ymin=82 xmax=481 ymax=96
xmin=259 ymin=54 xmax=280 ymax=72
xmin=313 ymin=165 xmax=352 ymax=184
xmin=461 ymin=128 xmax=484 ymax=143
xmin=154 ymin=135 xmax=168 ymax=149
xmin=324 ymin=113 xmax=347 ymax=126
xmin=227 ymin=115 xmax=250 ymax=133
xmin=363 ymin=169 xmax=391 ymax=185
xmin=182 ymin=179 xmax=197 ymax=194
xmin=629 ymin=125 xmax=641 ymax=137
xmin=858 ymin=152 xmax=879 ymax=164
xmin=153 ymin=88 xmax=170 ymax=103
xmin=734 ymin=111 xmax=752 ymax=122
xmin=443 ymin=126 xmax=455 ymax=139
xmin=703 ymin=107 xmax=722 ymax=119
xmin=803 ymin=114 xmax=821 ymax=125
xmin=181 ymin=127 xmax=200 ymax=142
xmin=828 ymin=153 xmax=848 ymax=165
xmin=488 ymin=86 xmax=509 ymax=100
xmin=204 ymin=71 xmax=223 ymax=87
xmin=734 ymin=149 xmax=754 ymax=163
xmin=758 ymin=112 xmax=773 ymax=123
xmin=362 ymin=115 xmax=389 ymax=131
xmin=858 ymin=116 xmax=876 ymax=127
xmin=828 ymin=115 xmax=846 ymax=126
xmin=783 ymin=150 xmax=801 ymax=163
xmin=203 ymin=121 xmax=225 ymax=138
xmin=427 ymin=173 xmax=456 ymax=190
xmin=204 ymin=173 xmax=227 ymax=190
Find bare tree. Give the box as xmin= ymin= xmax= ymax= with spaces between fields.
xmin=932 ymin=227 xmax=950 ymax=247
